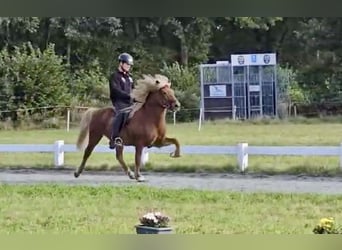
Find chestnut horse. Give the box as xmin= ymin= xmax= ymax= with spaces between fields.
xmin=74 ymin=74 xmax=181 ymax=182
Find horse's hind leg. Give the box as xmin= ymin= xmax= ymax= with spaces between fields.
xmin=134 ymin=144 xmax=146 ymax=182
xmin=115 ymin=146 xmax=135 ymax=180
xmin=74 ymin=131 xmax=102 ymax=178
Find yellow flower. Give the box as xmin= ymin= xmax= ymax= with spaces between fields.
xmin=319 ymin=217 xmax=334 ymax=229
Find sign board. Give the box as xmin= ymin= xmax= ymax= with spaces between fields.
xmin=231 ymin=53 xmax=276 ymax=66
xmin=249 ymin=85 xmax=260 ymax=92
xmin=216 ymin=60 xmax=230 ymax=65
xmin=209 ymin=85 xmax=226 ymax=97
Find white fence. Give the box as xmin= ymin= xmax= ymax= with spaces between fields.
xmin=1 ymin=140 xmax=342 ymax=172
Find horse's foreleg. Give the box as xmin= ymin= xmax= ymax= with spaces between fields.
xmin=115 ymin=146 xmax=135 ymax=180
xmin=74 ymin=132 xmax=102 ymax=178
xmin=134 ymin=144 xmax=146 ymax=182
xmin=161 ymin=137 xmax=181 ymax=158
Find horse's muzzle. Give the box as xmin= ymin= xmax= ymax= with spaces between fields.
xmin=170 ymin=101 xmax=180 ymax=112
xmin=163 ymin=100 xmax=180 ymax=112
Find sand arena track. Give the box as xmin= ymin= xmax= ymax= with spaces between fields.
xmin=1 ymin=168 xmax=342 ymax=195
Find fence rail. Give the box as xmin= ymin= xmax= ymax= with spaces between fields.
xmin=1 ymin=141 xmax=342 ymax=172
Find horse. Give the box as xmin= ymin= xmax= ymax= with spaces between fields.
xmin=74 ymin=74 xmax=181 ymax=182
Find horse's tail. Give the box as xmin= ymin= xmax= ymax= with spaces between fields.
xmin=76 ymin=108 xmax=98 ymax=150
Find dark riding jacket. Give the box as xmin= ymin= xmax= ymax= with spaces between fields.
xmin=109 ymin=69 xmax=134 ymax=110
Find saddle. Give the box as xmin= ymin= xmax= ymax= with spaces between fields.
xmin=112 ymin=101 xmax=141 ymax=132
xmin=114 ymin=106 xmax=133 ymax=131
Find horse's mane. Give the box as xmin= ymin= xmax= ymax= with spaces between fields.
xmin=129 ymin=74 xmax=171 ymax=118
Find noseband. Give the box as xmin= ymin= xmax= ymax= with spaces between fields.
xmin=162 ymin=102 xmax=172 ymax=110
xmin=160 ymin=86 xmax=174 ymax=110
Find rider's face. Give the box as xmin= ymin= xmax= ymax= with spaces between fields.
xmin=120 ymin=62 xmax=132 ymax=72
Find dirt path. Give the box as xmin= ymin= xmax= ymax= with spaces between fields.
xmin=1 ymin=169 xmax=342 ymax=195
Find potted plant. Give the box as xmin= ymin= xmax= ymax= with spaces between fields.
xmin=135 ymin=211 xmax=173 ymax=234
xmin=313 ymin=217 xmax=342 ymax=234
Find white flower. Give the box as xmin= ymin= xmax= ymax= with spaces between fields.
xmin=140 ymin=211 xmax=170 ymax=227
xmin=144 ymin=213 xmax=155 ymax=220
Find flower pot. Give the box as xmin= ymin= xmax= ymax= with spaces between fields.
xmin=135 ymin=225 xmax=173 ymax=234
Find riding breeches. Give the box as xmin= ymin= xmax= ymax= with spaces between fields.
xmin=111 ymin=108 xmax=130 ymax=140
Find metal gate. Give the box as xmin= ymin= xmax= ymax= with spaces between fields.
xmin=200 ymin=53 xmax=277 ymax=120
xmin=200 ymin=62 xmax=233 ymax=120
xmin=232 ymin=66 xmax=247 ymax=119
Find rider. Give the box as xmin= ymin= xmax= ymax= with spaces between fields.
xmin=108 ymin=52 xmax=135 ymax=149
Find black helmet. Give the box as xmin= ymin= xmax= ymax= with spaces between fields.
xmin=118 ymin=52 xmax=134 ymax=65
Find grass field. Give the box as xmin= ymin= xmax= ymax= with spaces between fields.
xmin=1 ymin=120 xmax=342 ymax=175
xmin=0 ymin=184 xmax=341 ymax=234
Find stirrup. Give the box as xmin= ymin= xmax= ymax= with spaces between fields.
xmin=114 ymin=137 xmax=123 ymax=146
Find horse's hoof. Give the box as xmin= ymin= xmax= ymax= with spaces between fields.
xmin=136 ymin=176 xmax=146 ymax=182
xmin=170 ymin=152 xmax=181 ymax=158
xmin=128 ymin=171 xmax=135 ymax=180
xmin=74 ymin=172 xmax=79 ymax=178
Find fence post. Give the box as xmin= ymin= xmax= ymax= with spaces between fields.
xmin=232 ymin=105 xmax=236 ymax=120
xmin=340 ymin=142 xmax=342 ymax=170
xmin=141 ymin=148 xmax=149 ymax=166
xmin=54 ymin=140 xmax=64 ymax=167
xmin=198 ymin=108 xmax=203 ymax=131
xmin=66 ymin=108 xmax=70 ymax=132
xmin=237 ymin=143 xmax=248 ymax=172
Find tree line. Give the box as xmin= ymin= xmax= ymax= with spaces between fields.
xmin=0 ymin=17 xmax=341 ymax=126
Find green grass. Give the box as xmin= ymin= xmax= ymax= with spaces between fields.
xmin=0 ymin=184 xmax=341 ymax=234
xmin=1 ymin=121 xmax=342 ymax=175
xmin=2 ymin=120 xmax=342 ymax=146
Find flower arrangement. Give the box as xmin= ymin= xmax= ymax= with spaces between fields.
xmin=138 ymin=211 xmax=170 ymax=228
xmin=313 ymin=217 xmax=342 ymax=234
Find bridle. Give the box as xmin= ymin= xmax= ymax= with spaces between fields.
xmin=159 ymin=85 xmax=175 ymax=110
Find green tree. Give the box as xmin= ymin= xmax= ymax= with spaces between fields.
xmin=0 ymin=17 xmax=40 ymax=48
xmin=0 ymin=42 xmax=70 ymax=122
xmin=163 ymin=17 xmax=213 ymax=66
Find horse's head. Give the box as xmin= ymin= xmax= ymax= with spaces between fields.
xmin=153 ymin=81 xmax=180 ymax=112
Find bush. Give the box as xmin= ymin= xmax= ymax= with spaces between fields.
xmin=0 ymin=42 xmax=71 ymax=126
xmin=277 ymin=66 xmax=308 ymax=105
xmin=70 ymin=59 xmax=109 ymax=107
xmin=160 ymin=61 xmax=199 ymax=93
xmin=161 ymin=62 xmax=200 ymax=122
xmin=167 ymin=89 xmax=200 ymax=122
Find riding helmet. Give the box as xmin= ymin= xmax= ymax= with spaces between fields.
xmin=118 ymin=53 xmax=134 ymax=65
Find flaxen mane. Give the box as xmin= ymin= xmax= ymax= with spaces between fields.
xmin=129 ymin=74 xmax=171 ymax=118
